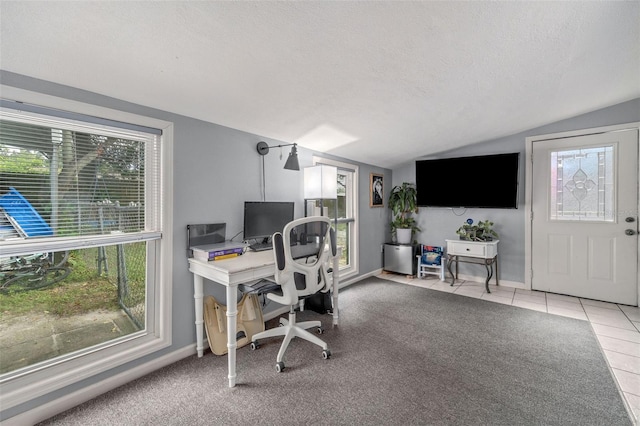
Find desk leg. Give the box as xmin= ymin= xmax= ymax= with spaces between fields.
xmin=331 ymin=253 xmax=339 ymax=327
xmin=226 ymin=286 xmax=238 ymax=388
xmin=193 ymin=274 xmax=204 ymax=358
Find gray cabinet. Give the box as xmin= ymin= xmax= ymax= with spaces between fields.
xmin=383 ymin=243 xmax=417 ymax=275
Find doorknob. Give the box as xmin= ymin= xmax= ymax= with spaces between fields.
xmin=625 ymin=217 xmax=636 ymax=223
xmin=625 ymin=229 xmax=636 ymax=236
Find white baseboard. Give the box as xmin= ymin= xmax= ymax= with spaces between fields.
xmin=342 ymin=269 xmax=382 ymax=288
xmin=3 ymin=345 xmax=197 ymax=426
xmin=452 ymin=272 xmax=526 ymax=290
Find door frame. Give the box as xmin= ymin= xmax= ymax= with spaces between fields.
xmin=524 ymin=122 xmax=640 ymax=305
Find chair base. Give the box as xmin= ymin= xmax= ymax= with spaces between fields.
xmin=251 ymin=307 xmax=328 ymax=364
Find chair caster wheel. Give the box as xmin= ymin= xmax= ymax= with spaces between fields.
xmin=322 ymin=349 xmax=331 ymax=359
xmin=317 ymin=327 xmax=324 ymax=335
xmin=250 ymin=341 xmax=259 ymax=350
xmin=275 ymin=361 xmax=285 ymax=372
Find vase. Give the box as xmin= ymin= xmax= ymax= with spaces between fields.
xmin=396 ymin=228 xmax=412 ymax=245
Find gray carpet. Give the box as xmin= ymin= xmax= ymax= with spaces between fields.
xmin=39 ymin=277 xmax=632 ymax=425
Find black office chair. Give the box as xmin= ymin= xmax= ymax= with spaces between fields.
xmin=250 ymin=216 xmax=337 ymax=372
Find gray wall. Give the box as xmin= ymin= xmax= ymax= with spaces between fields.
xmin=392 ymin=98 xmax=640 ymax=284
xmin=0 ymin=71 xmax=391 ymax=419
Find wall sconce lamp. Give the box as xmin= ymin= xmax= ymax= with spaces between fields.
xmin=256 ymin=141 xmax=300 ymax=171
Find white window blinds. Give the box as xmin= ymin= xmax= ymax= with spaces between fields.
xmin=0 ymin=104 xmax=162 ymax=255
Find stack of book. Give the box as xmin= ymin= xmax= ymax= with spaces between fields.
xmin=191 ymin=242 xmax=247 ymax=261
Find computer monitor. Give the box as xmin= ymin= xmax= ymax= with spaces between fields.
xmin=243 ymin=201 xmax=295 ymax=242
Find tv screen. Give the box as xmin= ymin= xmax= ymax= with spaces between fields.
xmin=243 ymin=201 xmax=295 ymax=241
xmin=416 ymin=153 xmax=519 ymax=209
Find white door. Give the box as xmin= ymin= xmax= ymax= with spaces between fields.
xmin=531 ymin=129 xmax=638 ymax=305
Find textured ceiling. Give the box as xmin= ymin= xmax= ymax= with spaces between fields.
xmin=1 ymin=1 xmax=639 ymax=169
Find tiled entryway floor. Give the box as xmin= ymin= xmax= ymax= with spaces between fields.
xmin=377 ymin=272 xmax=640 ymax=424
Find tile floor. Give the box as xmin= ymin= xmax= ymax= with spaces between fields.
xmin=377 ymin=272 xmax=640 ymax=424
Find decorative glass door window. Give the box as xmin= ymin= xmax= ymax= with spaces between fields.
xmin=549 ymin=145 xmax=615 ymax=221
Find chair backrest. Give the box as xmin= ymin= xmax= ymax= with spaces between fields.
xmin=270 ymin=216 xmax=336 ymax=306
xmin=420 ymin=245 xmax=444 ymax=266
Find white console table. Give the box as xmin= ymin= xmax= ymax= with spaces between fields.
xmin=445 ymin=239 xmax=499 ymax=293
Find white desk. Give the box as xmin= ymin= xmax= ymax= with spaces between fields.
xmin=188 ymin=249 xmax=340 ymax=387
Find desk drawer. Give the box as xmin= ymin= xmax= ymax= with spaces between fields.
xmin=448 ymin=241 xmax=487 ymax=257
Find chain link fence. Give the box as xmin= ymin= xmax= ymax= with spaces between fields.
xmin=76 ymin=202 xmax=146 ymax=329
xmin=77 ymin=201 xmax=143 ymax=236
xmin=77 ymin=242 xmax=145 ymax=329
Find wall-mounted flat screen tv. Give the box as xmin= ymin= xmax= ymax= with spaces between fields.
xmin=416 ymin=153 xmax=520 ymax=209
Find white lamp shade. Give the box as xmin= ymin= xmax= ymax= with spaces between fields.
xmin=304 ymin=165 xmax=338 ymax=199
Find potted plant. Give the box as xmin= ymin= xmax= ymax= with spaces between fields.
xmin=388 ymin=182 xmax=421 ymax=244
xmin=456 ymin=218 xmax=499 ymax=241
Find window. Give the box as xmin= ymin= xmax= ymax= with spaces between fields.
xmin=0 ymin=86 xmax=173 ymax=410
xmin=549 ymin=145 xmax=615 ymax=221
xmin=312 ymin=156 xmax=358 ymax=279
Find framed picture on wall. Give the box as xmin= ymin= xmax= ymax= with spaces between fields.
xmin=370 ymin=173 xmax=384 ymax=207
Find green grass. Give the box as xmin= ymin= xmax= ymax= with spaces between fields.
xmin=0 ymin=278 xmax=119 ymax=318
xmin=0 ymin=243 xmax=146 ymax=320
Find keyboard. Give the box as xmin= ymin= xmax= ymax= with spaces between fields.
xmin=249 ymin=242 xmax=272 ymax=252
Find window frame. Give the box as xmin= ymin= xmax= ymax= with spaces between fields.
xmin=0 ymin=85 xmax=173 ymax=411
xmin=312 ymin=156 xmax=358 ymax=280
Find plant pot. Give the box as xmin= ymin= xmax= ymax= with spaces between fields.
xmin=396 ymin=228 xmax=412 ymax=245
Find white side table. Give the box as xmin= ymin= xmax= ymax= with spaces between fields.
xmin=445 ymin=239 xmax=499 ymax=293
